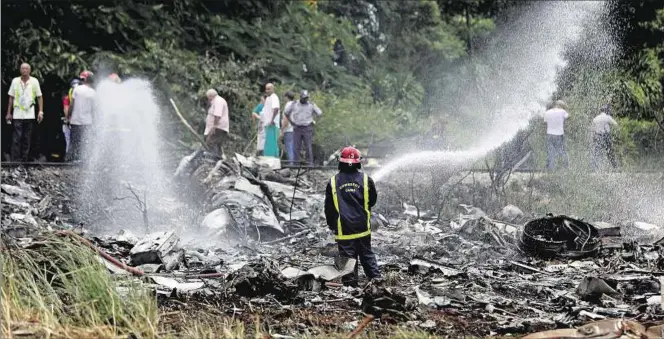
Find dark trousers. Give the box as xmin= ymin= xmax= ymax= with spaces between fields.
xmin=68 ymin=124 xmax=91 ymax=161
xmin=11 ymin=119 xmax=34 ymax=162
xmin=546 ymin=134 xmax=569 ymax=170
xmin=591 ymin=133 xmax=617 ymax=169
xmin=337 ymin=236 xmax=380 ymax=286
xmin=205 ymin=129 xmax=227 ymax=158
xmin=293 ymin=124 xmax=314 ymax=166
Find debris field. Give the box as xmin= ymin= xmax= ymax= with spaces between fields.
xmin=2 ymin=153 xmax=664 ymax=338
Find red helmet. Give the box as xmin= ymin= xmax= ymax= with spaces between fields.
xmin=79 ymin=70 xmax=93 ymax=80
xmin=339 ymin=146 xmax=361 ymax=164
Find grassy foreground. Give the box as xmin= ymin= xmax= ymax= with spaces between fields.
xmin=1 ymin=233 xmax=453 ymax=339
xmin=1 ymin=233 xmax=158 ymax=338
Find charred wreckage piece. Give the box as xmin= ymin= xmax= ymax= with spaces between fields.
xmin=518 ymin=214 xmax=601 ymax=259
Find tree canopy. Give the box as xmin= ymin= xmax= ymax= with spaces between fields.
xmin=1 ymin=0 xmax=663 ymax=162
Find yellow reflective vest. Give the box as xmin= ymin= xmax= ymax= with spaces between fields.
xmin=329 ymin=173 xmax=372 ymax=240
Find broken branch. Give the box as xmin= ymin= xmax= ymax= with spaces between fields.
xmin=169 ymin=98 xmax=208 ymax=150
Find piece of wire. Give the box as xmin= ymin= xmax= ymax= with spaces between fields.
xmin=289 ymin=163 xmax=304 ymax=226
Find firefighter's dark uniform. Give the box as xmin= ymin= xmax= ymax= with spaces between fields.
xmin=324 ymin=170 xmax=380 ymax=285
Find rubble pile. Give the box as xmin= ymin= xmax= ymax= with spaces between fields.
xmin=175 ymin=152 xmax=326 ymax=243
xmin=2 ymin=167 xmax=76 ymax=238
xmin=3 ymin=157 xmax=664 ymax=337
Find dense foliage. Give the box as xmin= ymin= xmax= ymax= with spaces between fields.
xmin=1 ymin=0 xmax=662 ymax=163
xmin=554 ymin=0 xmax=664 ymax=168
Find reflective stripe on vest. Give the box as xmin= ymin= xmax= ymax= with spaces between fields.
xmin=13 ymin=80 xmax=37 ymax=111
xmin=330 ymin=173 xmax=371 ymax=240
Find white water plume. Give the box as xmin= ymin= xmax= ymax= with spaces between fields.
xmin=76 ymin=78 xmax=181 ymax=233
xmin=374 ymin=1 xmax=612 ymax=181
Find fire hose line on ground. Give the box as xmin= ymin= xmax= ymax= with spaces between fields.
xmin=55 ymin=231 xmax=230 ymax=279
xmin=54 ymin=230 xmax=375 ymax=337
xmin=53 ymin=231 xmax=351 ymax=283
xmin=55 ymin=230 xmax=146 ymax=276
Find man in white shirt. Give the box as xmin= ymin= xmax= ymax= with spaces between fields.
xmin=66 ymin=71 xmax=96 ymax=161
xmin=6 ymin=63 xmax=44 ymax=162
xmin=590 ymin=104 xmax=618 ymax=169
xmin=281 ymin=91 xmax=296 ymax=165
xmin=260 ymin=83 xmax=281 ymax=158
xmin=204 ymin=89 xmax=230 ymax=158
xmin=543 ymin=100 xmax=569 ymax=170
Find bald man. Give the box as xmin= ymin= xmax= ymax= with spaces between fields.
xmin=260 ymin=83 xmax=280 ymax=157
xmin=6 ymin=63 xmax=43 ymax=162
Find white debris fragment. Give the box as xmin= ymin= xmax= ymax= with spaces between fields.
xmin=499 ymin=204 xmax=524 ymax=221
xmin=1 ymin=184 xmax=41 ymax=201
xmin=150 ymin=276 xmax=204 ymax=292
xmin=647 ymin=295 xmax=662 ymax=306
xmin=633 ymin=222 xmax=660 ymax=232
xmin=419 ymin=319 xmax=436 ymax=328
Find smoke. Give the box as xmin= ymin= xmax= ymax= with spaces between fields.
xmin=374 ymin=1 xmax=613 ymax=181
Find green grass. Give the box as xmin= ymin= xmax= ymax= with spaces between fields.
xmin=1 ymin=233 xmax=158 ymax=339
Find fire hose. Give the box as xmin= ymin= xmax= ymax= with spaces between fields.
xmin=55 ymin=230 xmax=146 ymax=276
xmin=54 ymin=232 xmax=361 ymax=285
xmin=347 ymin=314 xmax=375 ymax=339
xmin=55 ymin=231 xmax=378 ymax=338
xmin=56 ymin=231 xmax=229 ymax=279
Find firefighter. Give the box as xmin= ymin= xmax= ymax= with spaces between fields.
xmin=324 ymin=146 xmax=381 ymax=286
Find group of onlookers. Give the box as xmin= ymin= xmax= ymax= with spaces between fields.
xmin=206 ymin=83 xmax=322 ymax=166
xmin=4 ymin=63 xmax=121 ymax=163
xmin=4 ymin=61 xmax=620 ymax=171
xmin=543 ymin=99 xmax=618 ymax=170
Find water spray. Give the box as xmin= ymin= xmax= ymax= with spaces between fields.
xmin=373 ymin=1 xmax=612 ymax=182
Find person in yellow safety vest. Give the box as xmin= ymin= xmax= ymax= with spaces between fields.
xmin=6 ymin=63 xmax=44 ymax=162
xmin=324 ymin=146 xmax=380 ymax=287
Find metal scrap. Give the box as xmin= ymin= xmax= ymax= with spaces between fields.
xmin=129 ymin=231 xmax=183 ymax=270
xmin=519 ymin=215 xmax=601 ymax=258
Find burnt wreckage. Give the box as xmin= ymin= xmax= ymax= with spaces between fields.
xmin=2 ymin=154 xmax=664 ymax=337
xmin=519 ymin=215 xmax=601 ymax=259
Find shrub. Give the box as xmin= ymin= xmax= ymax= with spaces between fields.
xmin=615 ymin=117 xmax=664 ymax=168
xmin=306 ymin=88 xmax=417 ymax=155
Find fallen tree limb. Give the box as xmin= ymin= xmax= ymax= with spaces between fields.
xmin=243 ymin=130 xmax=258 ymax=155
xmin=169 ymin=98 xmax=208 ymax=150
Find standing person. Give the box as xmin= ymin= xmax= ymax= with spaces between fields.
xmin=6 ymin=63 xmax=44 ymax=162
xmin=261 ymin=83 xmax=280 ymax=158
xmin=252 ymin=95 xmax=266 ymax=156
xmin=67 ymin=71 xmax=96 ymax=162
xmin=284 ymin=90 xmax=322 ymax=166
xmin=204 ymin=89 xmax=230 ymax=158
xmin=324 ymin=146 xmax=380 ymax=287
xmin=281 ymin=91 xmax=296 ymax=164
xmin=108 ymin=73 xmax=122 ymax=83
xmin=543 ymin=100 xmax=570 ymax=170
xmin=62 ymin=78 xmax=81 ymax=156
xmin=591 ymin=104 xmax=618 ymax=169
